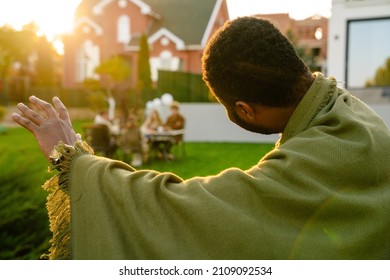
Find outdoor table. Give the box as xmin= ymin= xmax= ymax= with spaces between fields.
xmin=144 ymin=129 xmax=185 ymax=161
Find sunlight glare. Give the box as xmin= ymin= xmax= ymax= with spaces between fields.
xmin=0 ymin=0 xmax=82 ymax=40
xmin=0 ymin=0 xmax=332 ymax=55
xmin=52 ymin=40 xmax=65 ymax=55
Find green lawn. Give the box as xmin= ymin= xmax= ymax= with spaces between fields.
xmin=141 ymin=141 xmax=274 ymax=179
xmin=0 ymin=123 xmax=274 ymax=259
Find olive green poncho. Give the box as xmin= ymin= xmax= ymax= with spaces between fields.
xmin=44 ymin=73 xmax=390 ymax=259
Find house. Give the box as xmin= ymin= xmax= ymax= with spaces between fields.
xmin=327 ymin=0 xmax=390 ymax=97
xmin=327 ymin=0 xmax=390 ymax=129
xmin=257 ymin=13 xmax=328 ymax=73
xmin=62 ymin=0 xmax=229 ymax=88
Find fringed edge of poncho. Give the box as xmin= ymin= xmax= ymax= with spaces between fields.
xmin=41 ymin=140 xmax=93 ymax=260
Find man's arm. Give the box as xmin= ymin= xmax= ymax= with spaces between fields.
xmin=11 ymin=96 xmax=80 ymax=161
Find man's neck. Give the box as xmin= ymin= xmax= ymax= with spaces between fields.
xmin=293 ymin=71 xmax=315 ymax=105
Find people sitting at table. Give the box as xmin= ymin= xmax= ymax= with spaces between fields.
xmin=164 ymin=101 xmax=185 ymax=142
xmin=141 ymin=106 xmax=185 ymax=161
xmin=163 ymin=102 xmax=186 ymax=160
xmin=141 ymin=109 xmax=163 ymax=133
xmin=140 ymin=110 xmax=165 ymax=160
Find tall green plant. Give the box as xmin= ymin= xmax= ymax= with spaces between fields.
xmin=137 ymin=33 xmax=152 ymax=90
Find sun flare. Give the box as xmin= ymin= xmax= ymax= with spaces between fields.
xmin=0 ymin=0 xmax=331 ymax=55
xmin=0 ymin=0 xmax=82 ymax=40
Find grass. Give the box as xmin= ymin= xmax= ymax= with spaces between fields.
xmin=140 ymin=142 xmax=273 ymax=179
xmin=0 ymin=126 xmax=52 ymax=259
xmin=0 ymin=121 xmax=274 ymax=259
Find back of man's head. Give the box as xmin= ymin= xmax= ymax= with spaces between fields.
xmin=202 ymin=16 xmax=310 ymax=108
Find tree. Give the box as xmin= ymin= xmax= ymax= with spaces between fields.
xmin=137 ymin=33 xmax=152 ymax=90
xmin=0 ymin=23 xmax=41 ymax=77
xmin=0 ymin=44 xmax=11 ymax=80
xmin=0 ymin=25 xmax=29 ymax=79
xmin=95 ymin=55 xmax=131 ymax=93
xmin=34 ymin=36 xmax=57 ymax=87
xmin=0 ymin=23 xmax=58 ymax=102
xmin=94 ymin=55 xmax=132 ymax=119
xmin=366 ymin=58 xmax=390 ymax=87
xmin=286 ymin=29 xmax=320 ymax=72
xmin=0 ymin=24 xmax=38 ymax=102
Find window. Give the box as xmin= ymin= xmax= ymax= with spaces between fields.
xmin=76 ymin=40 xmax=100 ymax=82
xmin=117 ymin=15 xmax=131 ymax=44
xmin=314 ymin=27 xmax=323 ymax=40
xmin=160 ymin=51 xmax=174 ymax=69
xmin=346 ymin=17 xmax=390 ymax=88
xmin=150 ymin=51 xmax=181 ymax=81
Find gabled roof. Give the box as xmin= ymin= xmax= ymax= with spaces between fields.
xmin=140 ymin=0 xmax=220 ymax=45
xmin=75 ymin=0 xmax=101 ymax=20
xmin=74 ymin=16 xmax=104 ymax=36
xmin=74 ymin=0 xmax=222 ymax=47
xmin=93 ymin=0 xmax=161 ymax=18
xmin=148 ymin=27 xmax=185 ymax=50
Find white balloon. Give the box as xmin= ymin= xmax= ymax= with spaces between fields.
xmin=146 ymin=101 xmax=153 ymax=109
xmin=152 ymin=98 xmax=162 ymax=108
xmin=161 ymin=93 xmax=173 ymax=105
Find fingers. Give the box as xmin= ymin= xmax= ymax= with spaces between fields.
xmin=16 ymin=102 xmax=46 ymax=126
xmin=12 ymin=95 xmax=69 ymax=132
xmin=52 ymin=96 xmax=71 ymax=122
xmin=29 ymin=95 xmax=57 ymax=120
xmin=11 ymin=112 xmax=39 ymax=133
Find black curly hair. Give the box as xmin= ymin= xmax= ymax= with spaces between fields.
xmin=202 ymin=16 xmax=311 ymax=108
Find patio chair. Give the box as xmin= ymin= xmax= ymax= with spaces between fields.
xmin=83 ymin=123 xmax=116 ymax=157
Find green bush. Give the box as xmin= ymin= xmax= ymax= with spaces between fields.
xmin=157 ymin=70 xmax=212 ymax=102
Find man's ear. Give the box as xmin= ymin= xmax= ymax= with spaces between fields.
xmin=235 ymin=101 xmax=255 ymax=122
